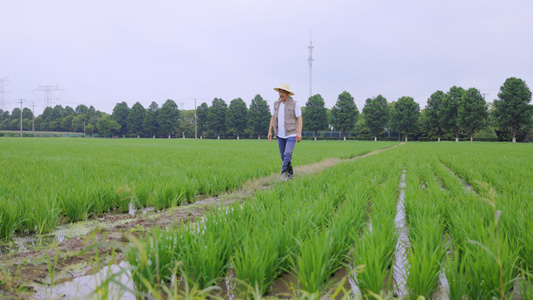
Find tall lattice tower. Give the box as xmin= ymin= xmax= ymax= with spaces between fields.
xmin=33 ymin=85 xmax=64 ymax=109
xmin=0 ymin=77 xmax=10 ymax=111
xmin=308 ymin=35 xmax=314 ymax=99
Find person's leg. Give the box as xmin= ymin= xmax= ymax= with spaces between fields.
xmin=277 ymin=137 xmax=287 ymax=171
xmin=281 ymin=137 xmax=296 ymax=174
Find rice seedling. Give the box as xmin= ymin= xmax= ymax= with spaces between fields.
xmin=25 ymin=193 xmax=61 ymax=235
xmin=352 ymin=215 xmax=398 ymax=298
xmin=125 ymin=226 xmax=181 ymax=296
xmin=179 ymin=219 xmax=235 ymax=289
xmin=232 ymin=230 xmax=283 ymax=296
xmin=0 ymin=199 xmax=21 ymax=241
xmin=294 ymin=231 xmax=336 ymax=295
xmin=59 ymin=187 xmax=94 ymax=222
xmin=46 ymin=251 xmax=60 ymax=299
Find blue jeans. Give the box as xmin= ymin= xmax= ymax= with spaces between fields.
xmin=277 ymin=137 xmax=296 ymax=173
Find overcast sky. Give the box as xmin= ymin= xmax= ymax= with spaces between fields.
xmin=1 ymin=0 xmax=532 ymax=116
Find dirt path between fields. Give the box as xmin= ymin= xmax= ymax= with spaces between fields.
xmin=0 ymin=143 xmax=402 ymax=299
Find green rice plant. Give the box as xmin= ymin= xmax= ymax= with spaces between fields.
xmin=352 ymin=217 xmax=398 ymax=298
xmin=46 ymin=251 xmax=60 ymax=299
xmin=519 ymin=270 xmax=533 ymax=300
xmin=179 ymin=220 xmax=234 ymax=289
xmin=232 ymin=231 xmax=282 ymax=296
xmin=59 ymin=187 xmax=94 ymax=222
xmin=114 ymin=184 xmax=137 ymax=213
xmin=0 ymin=199 xmax=21 ymax=241
xmin=25 ymin=193 xmax=61 ymax=235
xmin=444 ymin=247 xmax=468 ymax=300
xmin=91 ymin=185 xmax=114 ymax=217
xmin=463 ymin=234 xmax=519 ymax=300
xmin=133 ymin=183 xmax=151 ymax=208
xmin=294 ymin=231 xmax=336 ymax=295
xmin=328 ymin=191 xmax=369 ymax=269
xmin=152 ymin=183 xmax=185 ymax=211
xmin=125 ymin=228 xmax=179 ymax=297
xmin=406 ymin=236 xmax=447 ymax=299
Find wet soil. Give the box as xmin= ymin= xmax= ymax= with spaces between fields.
xmin=0 ymin=144 xmax=402 ymax=299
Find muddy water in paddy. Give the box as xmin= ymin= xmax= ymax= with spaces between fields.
xmin=1 ymin=144 xmax=404 ymax=299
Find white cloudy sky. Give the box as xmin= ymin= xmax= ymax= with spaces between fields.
xmin=1 ymin=0 xmax=532 ymax=116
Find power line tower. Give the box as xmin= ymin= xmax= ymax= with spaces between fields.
xmin=32 ymin=85 xmax=64 ymax=109
xmin=0 ymin=76 xmax=10 ymax=111
xmin=307 ymin=34 xmax=314 ymax=99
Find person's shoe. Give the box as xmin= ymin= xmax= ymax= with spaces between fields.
xmin=287 ymin=162 xmax=293 ymax=176
xmin=280 ymin=171 xmax=289 ymax=181
xmin=287 ymin=173 xmax=295 ymax=180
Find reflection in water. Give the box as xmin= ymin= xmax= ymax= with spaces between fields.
xmin=35 ymin=261 xmax=134 ymax=300
xmin=393 ymin=170 xmax=409 ymax=298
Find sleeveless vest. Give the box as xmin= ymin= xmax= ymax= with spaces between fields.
xmin=273 ymin=98 xmax=298 ymax=138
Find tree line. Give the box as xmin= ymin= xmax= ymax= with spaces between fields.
xmin=1 ymin=77 xmax=531 ymax=142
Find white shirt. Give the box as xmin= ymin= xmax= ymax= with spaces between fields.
xmin=271 ymin=100 xmax=302 ymax=138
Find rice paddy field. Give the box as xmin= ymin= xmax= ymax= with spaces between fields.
xmin=0 ymin=138 xmax=532 ymax=299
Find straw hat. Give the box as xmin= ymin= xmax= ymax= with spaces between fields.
xmin=274 ymin=83 xmax=295 ymax=96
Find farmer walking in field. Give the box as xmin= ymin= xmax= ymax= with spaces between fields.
xmin=268 ymin=83 xmax=303 ymax=181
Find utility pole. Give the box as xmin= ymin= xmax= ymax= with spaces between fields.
xmin=308 ymin=33 xmax=314 ymax=99
xmin=32 ymin=85 xmax=64 ymax=109
xmin=18 ymin=99 xmax=23 ymax=137
xmin=0 ymin=77 xmax=10 ymax=111
xmin=194 ymin=98 xmax=197 ymax=139
xmin=31 ymin=102 xmax=35 ymax=131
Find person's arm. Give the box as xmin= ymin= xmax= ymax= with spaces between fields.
xmin=296 ymin=116 xmax=302 ymax=143
xmin=268 ymin=115 xmax=275 ymax=142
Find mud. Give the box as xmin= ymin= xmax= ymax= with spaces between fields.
xmin=0 ymin=144 xmax=402 ymax=299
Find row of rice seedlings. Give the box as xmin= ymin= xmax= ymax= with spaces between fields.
xmin=294 ymin=180 xmax=371 ymax=296
xmin=352 ymin=169 xmax=400 ymax=299
xmin=403 ymin=159 xmax=448 ymax=299
xmin=445 ymin=187 xmax=520 ymax=299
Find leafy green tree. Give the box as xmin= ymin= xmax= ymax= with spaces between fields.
xmin=158 ymin=99 xmax=180 ymax=138
xmin=248 ymin=95 xmax=270 ymax=139
xmin=425 ymin=91 xmax=446 ymax=141
xmin=207 ymin=98 xmax=227 ymax=139
xmin=179 ymin=110 xmax=195 ymax=138
xmin=196 ymin=102 xmax=209 ymax=138
xmin=362 ymin=95 xmax=389 ymax=141
xmin=226 ymin=98 xmax=248 ymax=139
xmin=127 ymin=102 xmax=146 ymax=138
xmin=331 ymin=91 xmax=359 ymax=140
xmin=458 ymin=88 xmax=488 ymax=141
xmin=493 ymin=77 xmax=533 ymax=142
xmin=391 ymin=96 xmax=420 ymax=142
xmin=112 ymin=102 xmax=130 ymax=137
xmin=75 ymin=104 xmax=88 ymax=115
xmin=303 ymin=94 xmax=328 ymax=141
xmin=441 ymin=86 xmax=465 ymax=142
xmin=62 ymin=106 xmax=76 ymax=118
xmin=71 ymin=115 xmax=86 ymax=133
xmin=22 ymin=108 xmax=33 ymax=120
xmin=97 ymin=115 xmax=121 ymax=137
xmin=144 ymin=102 xmax=159 ymax=138
xmin=62 ymin=115 xmax=74 ymax=132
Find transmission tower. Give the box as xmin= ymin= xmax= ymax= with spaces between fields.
xmin=308 ymin=34 xmax=314 ymax=99
xmin=0 ymin=77 xmax=10 ymax=111
xmin=33 ymin=85 xmax=64 ymax=109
